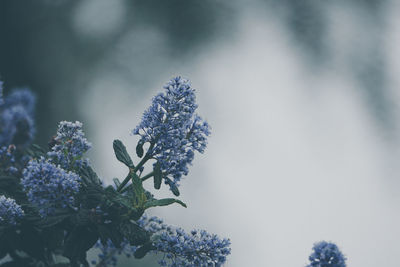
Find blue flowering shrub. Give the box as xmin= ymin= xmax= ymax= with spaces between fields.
xmin=0 ymin=78 xmax=347 ymax=267
xmin=0 ymin=78 xmax=231 ymax=267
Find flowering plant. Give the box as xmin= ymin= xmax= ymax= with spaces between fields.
xmin=0 ymin=77 xmax=230 ymax=267
xmin=0 ymin=77 xmax=348 ymax=267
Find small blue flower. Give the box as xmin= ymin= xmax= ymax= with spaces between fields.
xmin=133 ymin=77 xmax=210 ymax=189
xmin=47 ymin=121 xmax=91 ymax=170
xmin=0 ymin=195 xmax=24 ymax=226
xmin=138 ymin=215 xmax=231 ymax=267
xmin=0 ymin=89 xmax=36 ymax=147
xmin=93 ymin=215 xmax=231 ymax=267
xmin=21 ymin=157 xmax=81 ymax=217
xmin=307 ymin=241 xmax=346 ymax=267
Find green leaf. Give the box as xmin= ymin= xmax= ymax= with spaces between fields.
xmin=73 ymin=208 xmax=92 ymax=226
xmin=63 ymin=227 xmax=98 ymax=263
xmin=136 ymin=141 xmax=144 ymax=158
xmin=165 ymin=177 xmax=180 ymax=196
xmin=25 ymin=143 xmax=46 ymax=158
xmin=153 ymin=162 xmax=162 ymax=190
xmin=113 ymin=178 xmax=121 ymax=188
xmin=78 ymin=165 xmax=102 ymax=186
xmin=31 ymin=209 xmax=71 ymax=228
xmin=119 ymin=221 xmax=150 ymax=246
xmin=82 ymin=185 xmax=104 ymax=209
xmin=31 ymin=144 xmax=45 ymax=153
xmin=130 ymin=208 xmax=145 ymax=221
xmin=131 ymin=172 xmax=147 ymax=207
xmin=43 ymin=228 xmax=64 ymax=250
xmin=53 ymin=254 xmax=71 ymax=265
xmin=109 ymin=226 xmax=124 ymax=249
xmin=134 ymin=242 xmax=155 ymax=259
xmin=113 ymin=140 xmax=134 ymax=168
xmin=171 ymin=185 xmax=180 ymax=196
xmin=97 ymin=225 xmax=112 ymax=245
xmin=144 ymin=198 xmax=187 ymax=209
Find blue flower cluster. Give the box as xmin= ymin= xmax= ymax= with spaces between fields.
xmin=21 ymin=157 xmax=81 ymax=216
xmin=133 ymin=77 xmax=210 ymax=188
xmin=3 ymin=89 xmax=36 ymax=113
xmin=0 ymin=195 xmax=24 ymax=226
xmin=0 ymin=87 xmax=36 ymax=148
xmin=307 ymin=241 xmax=346 ymax=267
xmin=0 ymin=145 xmax=18 ymax=175
xmin=0 ymin=81 xmax=3 ymax=106
xmin=139 ymin=216 xmax=231 ymax=267
xmin=93 ymin=215 xmax=231 ymax=267
xmin=47 ymin=121 xmax=91 ymax=170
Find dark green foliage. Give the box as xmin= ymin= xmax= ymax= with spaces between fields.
xmin=136 ymin=141 xmax=144 ymax=158
xmin=112 ymin=178 xmax=121 ymax=188
xmin=119 ymin=221 xmax=150 ymax=246
xmin=25 ymin=144 xmax=46 ymax=159
xmin=165 ymin=177 xmax=180 ymax=196
xmin=29 ymin=209 xmax=71 ymax=229
xmin=113 ymin=139 xmax=134 ymax=168
xmin=134 ymin=242 xmax=156 ymax=259
xmin=1 ymin=135 xmax=188 ymax=266
xmin=153 ymin=162 xmax=162 ymax=190
xmin=144 ymin=198 xmax=187 ymax=209
xmin=63 ymin=226 xmax=98 ymax=265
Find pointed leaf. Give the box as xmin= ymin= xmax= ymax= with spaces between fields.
xmin=26 ymin=143 xmax=46 ymax=158
xmin=134 ymin=242 xmax=155 ymax=259
xmin=63 ymin=226 xmax=98 ymax=263
xmin=170 ymin=184 xmax=180 ymax=196
xmin=131 ymin=172 xmax=147 ymax=207
xmin=113 ymin=178 xmax=121 ymax=188
xmin=113 ymin=140 xmax=134 ymax=168
xmin=30 ymin=209 xmax=71 ymax=228
xmin=119 ymin=221 xmax=150 ymax=246
xmin=153 ymin=162 xmax=162 ymax=190
xmin=144 ymin=198 xmax=187 ymax=209
xmin=136 ymin=141 xmax=144 ymax=158
xmin=165 ymin=177 xmax=180 ymax=196
xmin=79 ymin=165 xmax=102 ymax=186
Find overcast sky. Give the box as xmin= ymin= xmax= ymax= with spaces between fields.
xmin=78 ymin=2 xmax=400 ymax=266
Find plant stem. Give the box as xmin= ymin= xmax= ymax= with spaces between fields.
xmin=120 ymin=184 xmax=132 ymax=194
xmin=117 ymin=173 xmax=132 ymax=192
xmin=117 ymin=142 xmax=155 ymax=192
xmin=141 ymin=171 xmax=154 ymax=182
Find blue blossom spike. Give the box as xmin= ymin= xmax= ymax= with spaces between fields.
xmin=21 ymin=157 xmax=81 ymax=217
xmin=0 ymin=195 xmax=24 ymax=226
xmin=307 ymin=241 xmax=347 ymax=267
xmin=3 ymin=89 xmax=36 ymax=114
xmin=0 ymin=89 xmax=36 ymax=147
xmin=133 ymin=77 xmax=211 ymax=188
xmin=47 ymin=121 xmax=91 ymax=170
xmin=138 ymin=215 xmax=231 ymax=267
xmin=0 ymin=81 xmax=3 ymax=106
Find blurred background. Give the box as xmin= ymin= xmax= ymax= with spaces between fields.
xmin=1 ymin=0 xmax=400 ymax=266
